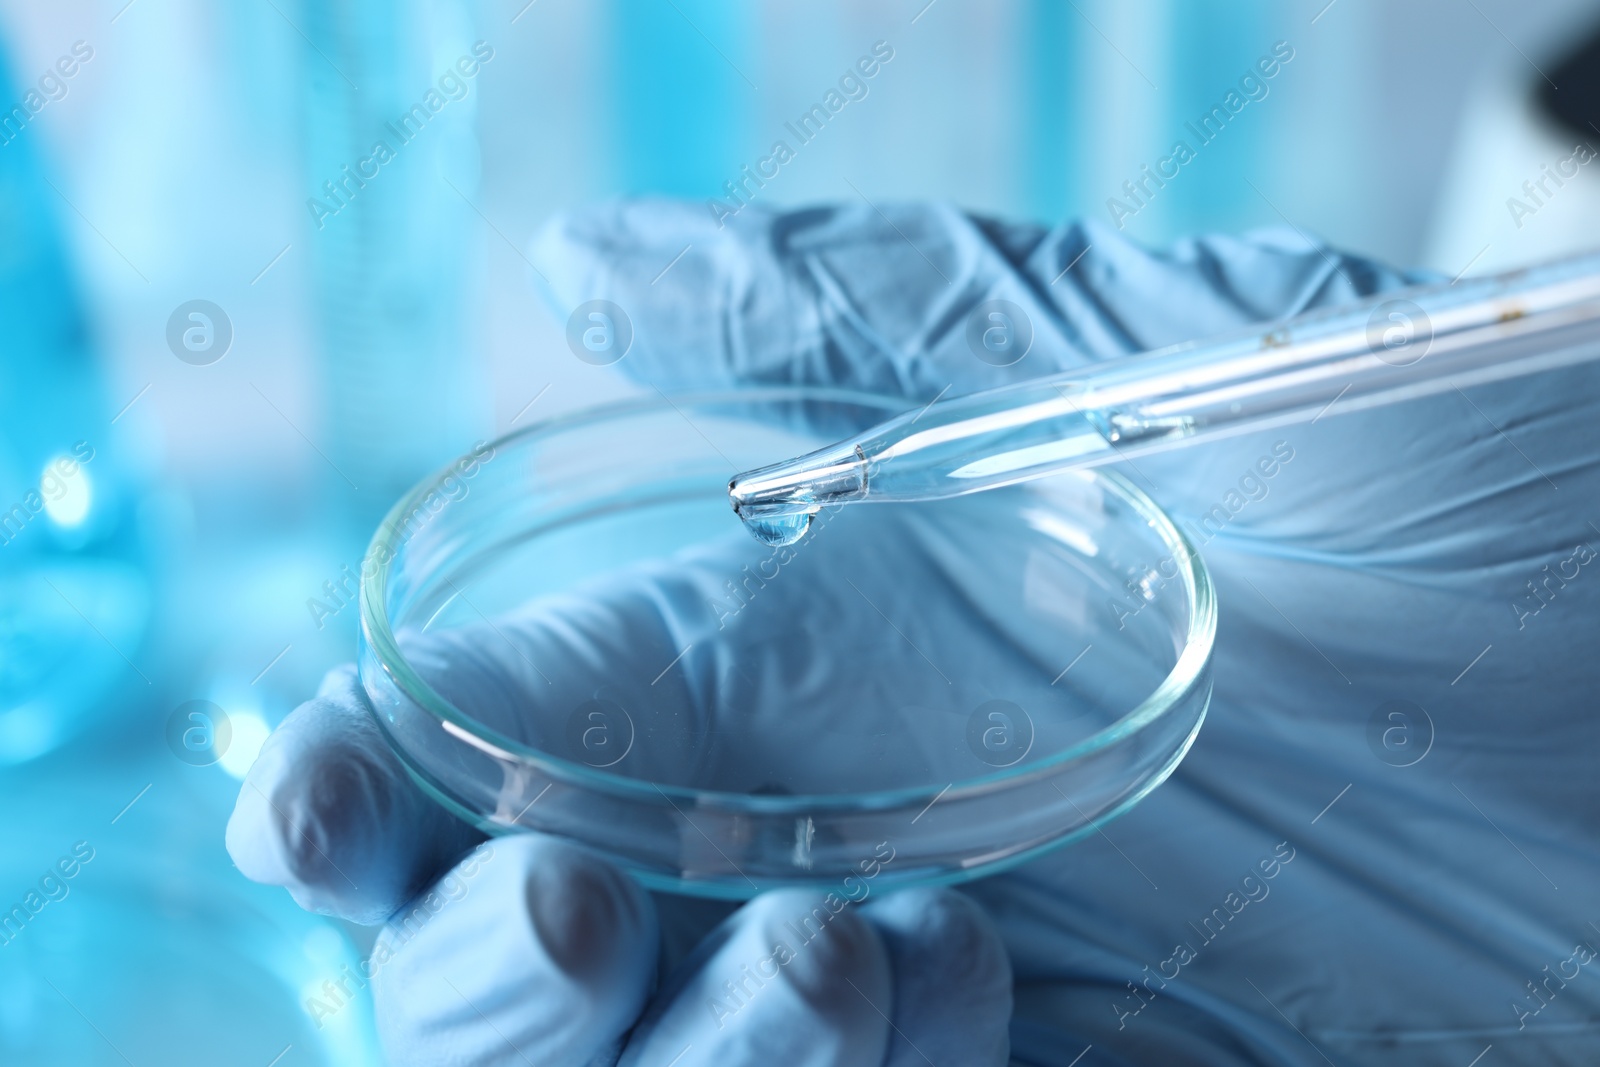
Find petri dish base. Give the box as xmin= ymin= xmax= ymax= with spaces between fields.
xmin=358 ymin=389 xmax=1214 ymax=898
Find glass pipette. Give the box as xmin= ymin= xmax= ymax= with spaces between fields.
xmin=729 ymin=250 xmax=1600 ymax=546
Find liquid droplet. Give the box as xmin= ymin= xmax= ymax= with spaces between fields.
xmin=739 ymin=510 xmax=814 ymax=547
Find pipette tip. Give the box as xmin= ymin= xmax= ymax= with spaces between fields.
xmin=728 ymin=443 xmax=869 ymax=546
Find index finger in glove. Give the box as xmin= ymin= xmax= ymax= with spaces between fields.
xmin=529 ymin=199 xmax=1417 ymax=405
xmin=225 ymin=665 xmax=484 ymax=924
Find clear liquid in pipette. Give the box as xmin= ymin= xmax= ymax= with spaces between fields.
xmin=729 ymin=403 xmax=1198 ymax=548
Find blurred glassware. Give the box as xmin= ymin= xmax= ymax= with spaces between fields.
xmin=0 ymin=765 xmax=381 ymax=1066
xmin=1424 ymin=14 xmax=1600 ymax=275
xmin=0 ymin=47 xmax=151 ymax=765
xmin=296 ymin=0 xmax=487 ymax=514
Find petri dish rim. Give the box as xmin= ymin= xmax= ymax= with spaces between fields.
xmin=359 ymin=387 xmax=1216 ymax=816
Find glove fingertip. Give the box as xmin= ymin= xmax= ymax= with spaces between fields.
xmin=226 ymin=666 xmax=481 ymax=925
xmin=861 ymin=887 xmax=1012 ymax=1067
xmin=374 ymin=835 xmax=657 ymax=1067
xmin=620 ymin=888 xmax=892 ymax=1067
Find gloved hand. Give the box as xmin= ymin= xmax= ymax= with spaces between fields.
xmin=231 ymin=201 xmax=1600 ymax=1066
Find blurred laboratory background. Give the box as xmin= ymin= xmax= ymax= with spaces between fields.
xmin=2 ymin=0 xmax=1598 ymax=1062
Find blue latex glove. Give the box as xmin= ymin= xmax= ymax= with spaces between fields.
xmin=231 ymin=201 xmax=1600 ymax=1066
xmin=230 ymin=662 xmax=1011 ymax=1066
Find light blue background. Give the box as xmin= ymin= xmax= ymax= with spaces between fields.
xmin=0 ymin=0 xmax=1593 ymax=1062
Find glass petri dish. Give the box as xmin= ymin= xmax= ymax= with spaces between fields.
xmin=358 ymin=389 xmax=1214 ymax=899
